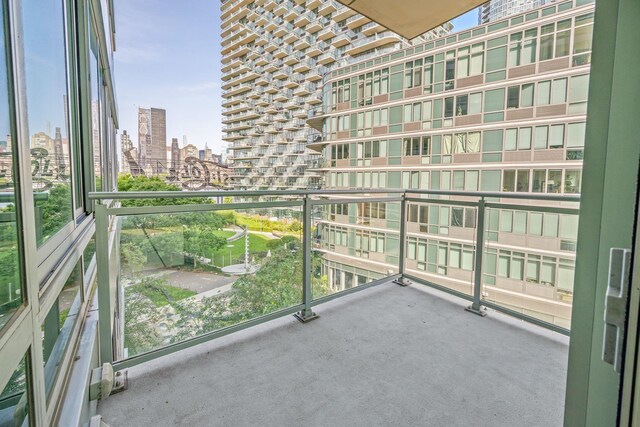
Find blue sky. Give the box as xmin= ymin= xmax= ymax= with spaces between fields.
xmin=113 ymin=2 xmax=478 ymax=154
xmin=451 ymin=8 xmax=480 ymax=33
xmin=114 ymin=0 xmax=223 ymax=153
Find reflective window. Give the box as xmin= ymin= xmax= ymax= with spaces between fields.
xmin=42 ymin=261 xmax=82 ymax=397
xmin=0 ymin=354 xmax=30 ymax=425
xmin=0 ymin=3 xmax=23 ymax=331
xmin=89 ymin=23 xmax=103 ymax=192
xmin=23 ymin=0 xmax=74 ymax=246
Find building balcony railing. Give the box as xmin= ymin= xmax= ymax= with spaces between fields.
xmin=88 ymin=188 xmax=579 ymax=380
xmin=347 ymin=31 xmax=403 ymax=52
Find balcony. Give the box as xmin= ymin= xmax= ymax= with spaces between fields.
xmin=293 ymin=83 xmax=316 ymax=96
xmin=345 ymin=13 xmax=371 ymax=29
xmin=317 ymin=23 xmax=339 ymax=41
xmin=333 ymin=3 xmax=357 ymax=22
xmin=362 ymin=20 xmax=386 ymax=36
xmin=221 ymin=71 xmax=258 ymax=90
xmin=221 ymin=0 xmax=246 ymax=20
xmin=317 ymin=49 xmax=340 ymax=65
xmin=221 ymin=44 xmax=251 ymax=63
xmin=317 ymin=0 xmax=337 ymax=16
xmin=86 ymin=189 xmax=575 ymax=426
xmin=332 ymin=29 xmax=357 ymax=48
xmin=345 ymin=31 xmax=404 ymax=57
xmin=221 ymin=32 xmax=258 ymax=55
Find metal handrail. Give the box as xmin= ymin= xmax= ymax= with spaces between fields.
xmin=89 ymin=189 xmax=580 ymax=203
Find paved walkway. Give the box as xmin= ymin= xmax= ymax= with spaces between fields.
xmin=161 ymin=270 xmax=237 ymax=294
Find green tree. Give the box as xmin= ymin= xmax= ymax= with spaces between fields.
xmin=184 ymin=228 xmax=227 ymax=258
xmin=36 ymin=184 xmax=72 ymax=242
xmin=120 ymin=242 xmax=146 ymax=273
xmin=170 ymin=249 xmax=330 ymax=340
xmin=124 ymin=286 xmax=165 ymax=355
xmin=117 ymin=175 xmax=208 ymax=207
xmin=266 ymin=235 xmax=300 ymax=251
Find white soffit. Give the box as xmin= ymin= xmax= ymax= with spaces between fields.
xmin=336 ymin=0 xmax=486 ymax=39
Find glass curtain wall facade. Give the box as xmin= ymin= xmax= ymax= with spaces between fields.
xmin=221 ymin=0 xmax=451 ymax=191
xmin=479 ymin=0 xmax=559 ymax=24
xmin=311 ymin=0 xmax=594 ymax=328
xmin=0 ymin=0 xmax=117 ymax=425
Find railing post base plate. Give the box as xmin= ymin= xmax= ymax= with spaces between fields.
xmin=465 ymin=305 xmax=488 ymax=317
xmin=294 ymin=310 xmax=319 ymax=323
xmin=393 ymin=277 xmax=412 ymax=287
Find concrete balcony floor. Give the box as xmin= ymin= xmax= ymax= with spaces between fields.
xmin=98 ymin=283 xmax=569 ymax=426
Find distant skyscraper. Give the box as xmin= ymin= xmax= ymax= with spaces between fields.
xmin=170 ymin=137 xmax=180 ymax=173
xmin=53 ymin=127 xmax=65 ymax=172
xmin=137 ymin=107 xmax=167 ymax=174
xmin=478 ymin=0 xmax=557 ymax=23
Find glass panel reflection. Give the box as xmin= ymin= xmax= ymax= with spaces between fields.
xmin=0 ymin=3 xmax=23 ymax=331
xmin=22 ymin=0 xmax=74 ymax=246
xmin=119 ymin=207 xmax=303 ymax=358
xmin=0 ymin=354 xmax=30 ymax=426
xmin=311 ymin=198 xmax=401 ymax=299
xmin=42 ymin=261 xmax=82 ymax=397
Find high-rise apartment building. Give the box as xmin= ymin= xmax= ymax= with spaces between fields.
xmin=137 ymin=106 xmax=167 ymax=174
xmin=309 ymin=0 xmax=594 ymax=328
xmin=221 ymin=0 xmax=451 ymax=191
xmin=478 ymin=0 xmax=558 ymax=24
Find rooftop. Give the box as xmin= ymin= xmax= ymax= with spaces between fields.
xmin=98 ymin=282 xmax=568 ymax=426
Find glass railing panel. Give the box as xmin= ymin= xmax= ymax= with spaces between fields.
xmin=118 ymin=205 xmax=303 ymax=358
xmin=310 ymin=195 xmax=401 ymax=300
xmin=404 ymin=198 xmax=477 ymax=297
xmin=482 ymin=203 xmax=577 ymax=329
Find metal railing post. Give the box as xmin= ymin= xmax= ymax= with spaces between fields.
xmin=295 ymin=195 xmax=318 ymax=323
xmin=398 ymin=192 xmax=407 ymax=276
xmin=393 ymin=191 xmax=410 ymax=286
xmin=96 ymin=202 xmax=115 ymax=362
xmin=466 ymin=197 xmax=487 ymax=316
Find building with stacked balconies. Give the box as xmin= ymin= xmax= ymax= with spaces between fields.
xmin=221 ymin=0 xmax=452 ymax=191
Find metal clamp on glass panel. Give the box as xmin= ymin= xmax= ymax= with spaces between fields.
xmin=602 ymin=248 xmax=631 ymax=373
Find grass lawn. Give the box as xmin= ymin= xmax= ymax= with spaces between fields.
xmin=121 ymin=227 xmax=274 ymax=268
xmin=211 ymin=231 xmax=271 ymax=267
xmin=128 ymin=282 xmax=196 ymax=307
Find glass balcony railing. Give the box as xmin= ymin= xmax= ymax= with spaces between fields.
xmin=89 ymin=189 xmax=578 ymax=371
